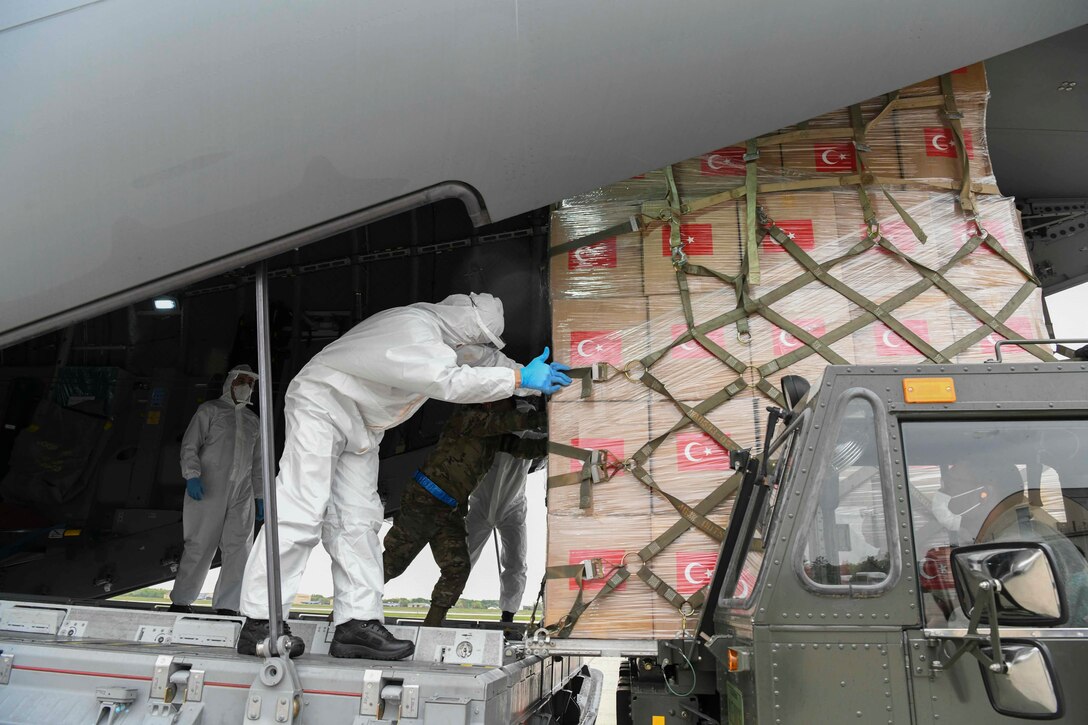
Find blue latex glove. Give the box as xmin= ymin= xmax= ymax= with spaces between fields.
xmin=185 ymin=477 xmax=204 ymax=501
xmin=521 ymin=347 xmax=573 ymax=394
xmin=255 ymin=499 xmax=265 ymax=523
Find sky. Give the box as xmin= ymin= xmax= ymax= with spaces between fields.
xmin=169 ymin=283 xmax=1088 ymax=609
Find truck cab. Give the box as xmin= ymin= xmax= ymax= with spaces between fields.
xmin=689 ymin=360 xmax=1088 ymax=723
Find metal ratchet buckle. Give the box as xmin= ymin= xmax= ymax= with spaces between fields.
xmin=864 ymin=218 xmax=881 ymax=242
xmin=756 ymin=206 xmax=774 ymax=228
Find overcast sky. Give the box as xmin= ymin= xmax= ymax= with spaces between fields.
xmin=176 ymin=283 xmax=1088 ymax=609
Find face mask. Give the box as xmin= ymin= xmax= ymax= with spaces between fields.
xmin=932 ymin=486 xmax=985 ymax=531
xmin=233 ymin=383 xmax=253 ymax=404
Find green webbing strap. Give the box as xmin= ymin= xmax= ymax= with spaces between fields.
xmin=637 ymin=371 xmax=742 ymax=454
xmin=547 ymin=440 xmax=608 ymax=509
xmin=744 ymin=139 xmax=761 ymax=284
xmin=640 ymin=471 xmax=742 ymax=560
xmin=766 ymin=224 xmax=951 ymax=362
xmin=939 ymin=73 xmax=976 ymax=216
xmin=880 ymin=186 xmax=929 ymax=245
xmin=979 ymin=230 xmax=1037 ymax=282
xmin=863 ymin=91 xmax=900 ymax=135
xmin=658 ymin=263 xmax=748 ymax=375
xmin=546 ymin=563 xmax=587 ymax=579
xmin=546 ymin=564 xmax=632 ymax=638
xmin=849 ymin=104 xmax=879 ymax=228
xmin=629 ymin=462 xmax=726 ymax=540
xmin=548 ymin=216 xmax=643 ymax=258
xmin=938 ymin=280 xmax=1054 ymax=362
xmin=637 ymin=566 xmax=696 ymax=612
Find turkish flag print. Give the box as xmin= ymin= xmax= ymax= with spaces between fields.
xmin=762 ymin=219 xmax=815 ymax=253
xmin=567 ymin=238 xmax=618 ymax=270
xmin=813 ymin=142 xmax=857 ymax=172
xmin=872 ymin=320 xmax=930 ymax=357
xmin=570 ymin=331 xmax=623 ymax=367
xmin=772 ymin=319 xmax=826 ymax=357
xmin=676 ymin=431 xmax=731 ymax=472
xmin=661 ymin=224 xmax=714 ymax=257
xmin=701 ymin=146 xmax=746 ymax=177
xmin=924 ymin=128 xmax=974 ymax=158
xmin=568 ymin=549 xmax=627 ymax=591
xmin=676 ymin=552 xmax=717 ymax=595
xmin=669 ymin=324 xmax=728 ymax=360
xmin=569 ymin=437 xmax=625 ymax=474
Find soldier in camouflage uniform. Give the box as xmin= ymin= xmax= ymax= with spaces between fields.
xmin=383 ymin=398 xmax=546 ymax=627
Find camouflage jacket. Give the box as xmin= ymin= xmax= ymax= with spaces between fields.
xmin=418 ymin=404 xmax=546 ymax=506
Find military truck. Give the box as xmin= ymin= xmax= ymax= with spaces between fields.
xmin=562 ymin=357 xmax=1088 ymax=723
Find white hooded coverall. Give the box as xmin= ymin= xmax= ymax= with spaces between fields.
xmin=173 ymin=369 xmax=262 ymax=610
xmin=465 ymin=451 xmax=533 ymax=613
xmin=239 ymin=293 xmax=521 ymax=625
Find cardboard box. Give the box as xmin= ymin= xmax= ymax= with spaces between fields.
xmin=672 ymin=144 xmax=785 ymax=197
xmin=546 ymin=401 xmax=653 ymax=517
xmin=647 ymin=510 xmax=734 ymax=638
xmin=849 ymin=288 xmax=964 ymax=364
xmin=893 ymin=101 xmax=992 ymax=183
xmin=746 ymin=191 xmax=844 ymax=292
xmin=645 ymin=292 xmax=751 ymax=403
xmin=646 ymin=395 xmax=762 ymax=511
xmin=551 ymin=297 xmax=650 ymax=402
xmin=951 ymin=287 xmax=1048 ymax=364
xmin=643 ymin=203 xmax=743 ymax=297
xmin=550 ymin=224 xmax=644 ymax=299
xmin=543 ymin=513 xmax=658 ymax=638
xmin=746 ymin=283 xmax=860 ymax=372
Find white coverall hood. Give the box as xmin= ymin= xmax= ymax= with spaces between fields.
xmin=222 ymin=364 xmax=259 ymax=406
xmin=417 ymin=293 xmax=506 ymax=350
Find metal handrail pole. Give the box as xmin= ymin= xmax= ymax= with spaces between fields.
xmin=255 ymin=260 xmax=284 ymax=654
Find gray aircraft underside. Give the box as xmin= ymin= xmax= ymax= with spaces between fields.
xmin=2 ymin=0 xmax=1087 ymax=347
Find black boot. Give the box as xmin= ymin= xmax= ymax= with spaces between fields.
xmin=330 ymin=620 xmax=415 ymax=660
xmin=167 ymin=604 xmax=192 ymax=613
xmin=500 ymin=610 xmax=515 ymax=623
xmin=236 ymin=618 xmax=305 ymax=658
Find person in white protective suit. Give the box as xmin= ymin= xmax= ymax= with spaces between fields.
xmin=237 ymin=293 xmax=571 ymax=660
xmin=171 ymin=365 xmax=263 ymax=615
xmin=464 ymin=403 xmax=545 ymax=623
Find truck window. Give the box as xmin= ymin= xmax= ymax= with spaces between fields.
xmin=902 ymin=419 xmax=1088 ymax=629
xmin=800 ymin=395 xmax=893 ymax=591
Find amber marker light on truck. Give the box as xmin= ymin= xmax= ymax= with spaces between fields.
xmin=902 ymin=377 xmax=956 ymax=403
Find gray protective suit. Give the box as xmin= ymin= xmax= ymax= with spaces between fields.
xmin=465 ymin=451 xmax=534 ymax=613
xmin=172 ymin=368 xmax=262 ymax=610
xmin=239 ymin=293 xmax=524 ymax=625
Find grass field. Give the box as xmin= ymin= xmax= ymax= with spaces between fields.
xmin=109 ymin=594 xmax=534 ymax=622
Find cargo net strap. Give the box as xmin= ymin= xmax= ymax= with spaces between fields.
xmin=544 ymin=74 xmax=1055 ymax=635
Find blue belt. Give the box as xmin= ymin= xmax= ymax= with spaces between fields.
xmin=413 ymin=470 xmax=458 ymax=508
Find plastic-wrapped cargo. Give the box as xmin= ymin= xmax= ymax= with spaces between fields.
xmin=542 ymin=63 xmax=1052 ymax=639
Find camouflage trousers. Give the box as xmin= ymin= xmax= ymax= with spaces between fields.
xmin=383 ymin=483 xmax=470 ymax=609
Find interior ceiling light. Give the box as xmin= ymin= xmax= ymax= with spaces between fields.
xmin=1057 ymin=81 xmax=1077 ymax=92
xmin=153 ymin=297 xmax=178 ymax=310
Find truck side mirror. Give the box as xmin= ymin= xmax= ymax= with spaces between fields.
xmin=951 ymin=542 xmax=1066 ymax=626
xmin=980 ymin=643 xmax=1063 ymax=719
xmin=780 ymin=375 xmax=810 ymax=410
